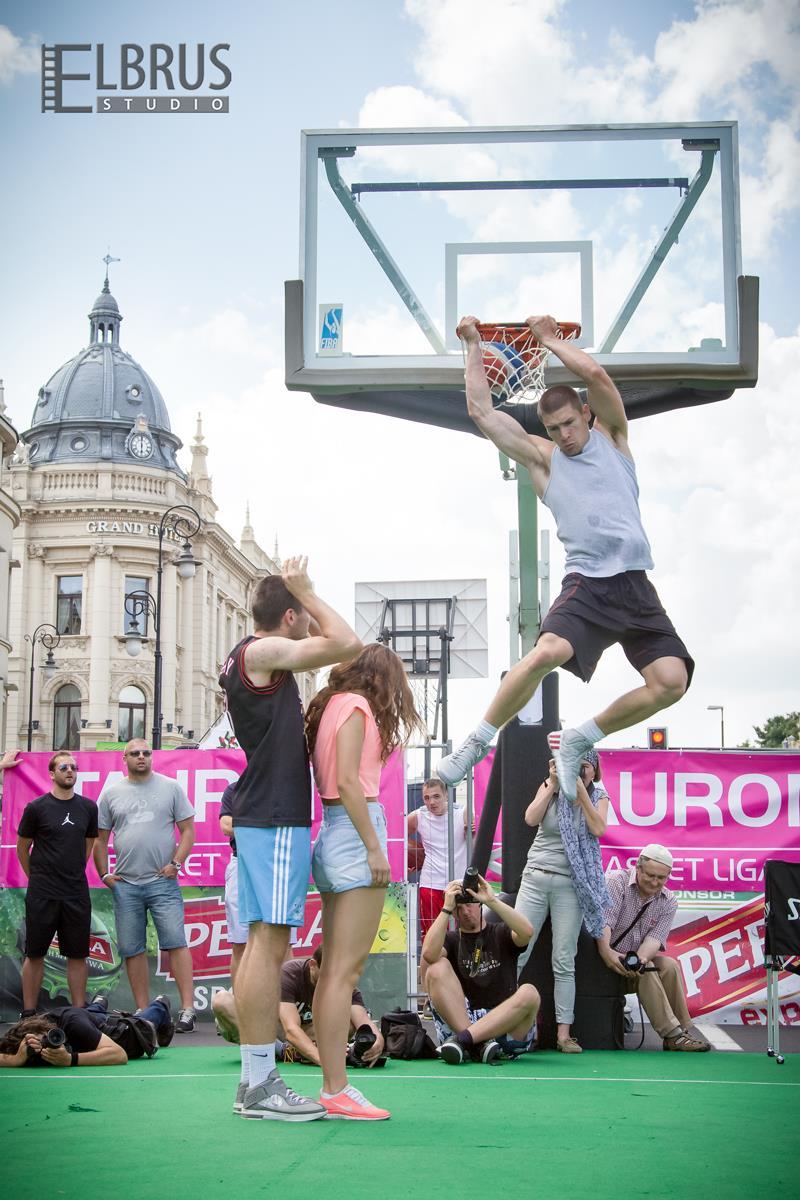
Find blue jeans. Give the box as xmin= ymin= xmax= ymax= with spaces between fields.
xmin=112 ymin=877 xmax=187 ymax=958
xmin=85 ymin=998 xmax=170 ymax=1032
xmin=515 ymin=868 xmax=583 ymax=1025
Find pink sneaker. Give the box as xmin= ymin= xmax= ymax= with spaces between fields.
xmin=320 ymin=1084 xmax=390 ymax=1121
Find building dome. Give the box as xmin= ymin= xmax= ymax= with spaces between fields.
xmin=23 ymin=276 xmax=184 ymax=475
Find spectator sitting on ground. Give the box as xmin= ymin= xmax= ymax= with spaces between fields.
xmin=597 ymin=844 xmax=710 ymax=1052
xmin=212 ymin=944 xmax=385 ymax=1066
xmin=0 ymin=995 xmax=174 ymax=1068
xmin=422 ymin=874 xmax=539 ymax=1064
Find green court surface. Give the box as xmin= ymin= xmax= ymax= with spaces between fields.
xmin=2 ymin=1047 xmax=797 ymax=1200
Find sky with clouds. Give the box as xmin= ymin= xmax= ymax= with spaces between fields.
xmin=0 ymin=0 xmax=798 ymax=751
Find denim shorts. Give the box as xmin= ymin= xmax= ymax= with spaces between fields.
xmin=112 ymin=877 xmax=187 ymax=958
xmin=312 ymin=803 xmax=387 ymax=894
xmin=223 ymin=857 xmax=250 ymax=945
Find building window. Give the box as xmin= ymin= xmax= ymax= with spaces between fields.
xmin=53 ymin=684 xmax=81 ymax=750
xmin=56 ymin=576 xmax=82 ymax=635
xmin=119 ymin=685 xmax=147 ymax=742
xmin=124 ymin=576 xmax=149 ymax=635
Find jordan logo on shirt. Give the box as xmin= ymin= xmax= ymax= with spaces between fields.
xmin=61 ymin=813 xmax=75 ymax=826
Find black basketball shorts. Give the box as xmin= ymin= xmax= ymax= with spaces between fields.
xmin=538 ymin=570 xmax=695 ymax=686
xmin=24 ymin=890 xmax=92 ymax=959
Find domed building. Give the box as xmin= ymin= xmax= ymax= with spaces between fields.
xmin=5 ymin=272 xmax=295 ymax=751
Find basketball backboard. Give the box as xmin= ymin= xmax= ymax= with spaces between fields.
xmin=286 ymin=123 xmax=757 ymax=434
xmin=354 ymin=579 xmax=488 ymax=680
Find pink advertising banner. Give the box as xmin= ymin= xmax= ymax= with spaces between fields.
xmin=596 ymin=750 xmax=800 ymax=890
xmin=0 ymin=747 xmax=411 ymax=888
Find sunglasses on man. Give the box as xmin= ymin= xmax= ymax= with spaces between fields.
xmin=127 ymin=749 xmax=152 ymax=757
xmin=55 ymin=763 xmax=77 ymax=773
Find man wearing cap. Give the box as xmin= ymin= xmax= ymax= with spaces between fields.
xmin=598 ymin=844 xmax=710 ymax=1051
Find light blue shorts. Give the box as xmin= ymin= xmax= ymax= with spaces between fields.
xmin=223 ymin=857 xmax=250 ymax=945
xmin=236 ymin=826 xmax=312 ymax=928
xmin=312 ymin=803 xmax=387 ymax=894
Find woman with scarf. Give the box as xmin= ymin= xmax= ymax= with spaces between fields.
xmin=514 ymin=749 xmax=608 ymax=1053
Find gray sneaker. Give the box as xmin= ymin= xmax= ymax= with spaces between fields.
xmin=554 ymin=728 xmax=592 ymax=802
xmin=233 ymin=1081 xmax=248 ymax=1114
xmin=437 ymin=733 xmax=490 ymax=787
xmin=176 ymin=1007 xmax=196 ymax=1033
xmin=240 ymin=1070 xmax=327 ymax=1122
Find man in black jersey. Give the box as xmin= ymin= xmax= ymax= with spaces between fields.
xmin=16 ymin=752 xmax=98 ymax=1014
xmin=219 ymin=556 xmax=361 ymax=1122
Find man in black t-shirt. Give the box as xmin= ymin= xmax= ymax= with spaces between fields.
xmin=16 ymin=752 xmax=98 ymax=1014
xmin=0 ymin=996 xmax=173 ymax=1068
xmin=422 ymin=873 xmax=540 ymax=1064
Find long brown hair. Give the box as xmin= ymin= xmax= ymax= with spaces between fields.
xmin=0 ymin=1013 xmax=57 ymax=1057
xmin=305 ymin=643 xmax=424 ymax=761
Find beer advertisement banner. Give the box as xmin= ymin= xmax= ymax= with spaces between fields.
xmin=1 ymin=748 xmax=798 ymax=1023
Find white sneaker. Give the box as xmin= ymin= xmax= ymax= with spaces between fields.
xmin=437 ymin=733 xmax=490 ymax=787
xmin=233 ymin=1081 xmax=248 ymax=1113
xmin=554 ymin=728 xmax=592 ymax=801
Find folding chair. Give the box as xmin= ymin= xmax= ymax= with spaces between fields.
xmin=764 ymin=859 xmax=800 ymax=1065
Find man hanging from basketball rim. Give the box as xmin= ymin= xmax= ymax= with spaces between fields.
xmin=438 ymin=315 xmax=693 ymax=799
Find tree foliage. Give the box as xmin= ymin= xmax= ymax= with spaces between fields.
xmin=753 ymin=712 xmax=800 ymax=748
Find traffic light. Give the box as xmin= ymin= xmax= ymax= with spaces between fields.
xmin=648 ymin=727 xmax=668 ymax=750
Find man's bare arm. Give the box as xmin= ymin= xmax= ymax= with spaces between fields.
xmin=16 ymin=836 xmax=32 ymax=878
xmin=459 ymin=317 xmax=552 ymax=487
xmin=245 ymin=556 xmax=361 ymax=677
xmin=279 ymin=1003 xmax=320 ymax=1065
xmin=528 ymin=315 xmax=629 ymax=447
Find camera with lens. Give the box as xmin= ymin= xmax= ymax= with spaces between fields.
xmin=456 ymin=867 xmax=481 ymax=904
xmin=621 ymin=951 xmax=657 ymax=974
xmin=346 ymin=1023 xmax=387 ymax=1069
xmin=26 ymin=1025 xmax=70 ymax=1063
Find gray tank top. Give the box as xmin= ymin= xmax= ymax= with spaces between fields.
xmin=542 ymin=429 xmax=654 ymax=577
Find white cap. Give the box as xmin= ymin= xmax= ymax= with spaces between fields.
xmin=638 ymin=843 xmax=673 ymax=869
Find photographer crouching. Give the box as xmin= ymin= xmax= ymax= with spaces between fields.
xmin=597 ymin=844 xmax=710 ymax=1052
xmin=422 ymin=869 xmax=540 ymax=1064
xmin=0 ymin=996 xmax=174 ymax=1068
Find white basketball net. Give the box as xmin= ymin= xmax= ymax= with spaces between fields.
xmin=467 ymin=322 xmax=580 ymax=405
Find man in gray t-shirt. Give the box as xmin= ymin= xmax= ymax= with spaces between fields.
xmin=94 ymin=739 xmax=197 ymax=1032
xmin=439 ymin=314 xmax=693 ymax=801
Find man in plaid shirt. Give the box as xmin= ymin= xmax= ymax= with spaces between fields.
xmin=598 ymin=844 xmax=710 ymax=1051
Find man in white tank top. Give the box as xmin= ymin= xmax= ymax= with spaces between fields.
xmin=407 ymin=778 xmax=469 ymax=936
xmin=438 ymin=315 xmax=693 ymax=801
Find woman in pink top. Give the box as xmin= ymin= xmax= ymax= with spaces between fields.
xmin=305 ymin=643 xmax=421 ymax=1120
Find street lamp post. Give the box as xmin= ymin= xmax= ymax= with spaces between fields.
xmin=707 ymin=704 xmax=725 ymax=749
xmin=25 ymin=623 xmax=61 ymax=751
xmin=125 ymin=504 xmax=201 ymax=749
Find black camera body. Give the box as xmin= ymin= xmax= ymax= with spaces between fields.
xmin=346 ymin=1023 xmax=387 ymax=1069
xmin=26 ymin=1025 xmax=70 ymax=1063
xmin=622 ymin=951 xmax=657 ymax=974
xmin=456 ymin=867 xmax=481 ymax=904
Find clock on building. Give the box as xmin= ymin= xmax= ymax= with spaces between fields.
xmin=127 ymin=429 xmax=153 ymax=459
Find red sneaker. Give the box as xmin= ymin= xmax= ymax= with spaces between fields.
xmin=320 ymin=1084 xmax=391 ymax=1121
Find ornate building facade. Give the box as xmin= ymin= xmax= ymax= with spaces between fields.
xmin=5 ymin=275 xmax=298 ymax=751
xmin=0 ymin=385 xmax=21 ymax=745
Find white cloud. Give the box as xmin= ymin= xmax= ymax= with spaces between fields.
xmin=0 ymin=25 xmax=39 ymax=85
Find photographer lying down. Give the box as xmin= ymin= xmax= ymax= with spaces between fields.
xmin=0 ymin=996 xmax=175 ymax=1068
xmin=597 ymin=844 xmax=710 ymax=1052
xmin=213 ymin=945 xmax=386 ymax=1068
xmin=422 ymin=869 xmax=540 ymax=1064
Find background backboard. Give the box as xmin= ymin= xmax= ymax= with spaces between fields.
xmin=286 ymin=123 xmax=757 ymax=433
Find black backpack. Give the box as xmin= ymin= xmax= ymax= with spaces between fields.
xmin=100 ymin=1012 xmax=159 ymax=1059
xmin=379 ymin=1009 xmax=437 ymax=1060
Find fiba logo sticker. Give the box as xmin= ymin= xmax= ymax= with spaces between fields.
xmin=318 ymin=304 xmax=343 ymax=356
xmin=41 ymin=43 xmax=232 ymax=114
